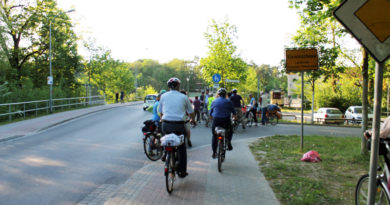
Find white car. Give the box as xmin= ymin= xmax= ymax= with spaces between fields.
xmin=143 ymin=94 xmax=158 ymax=110
xmin=313 ymin=108 xmax=344 ymax=124
xmin=345 ymin=106 xmax=373 ymax=124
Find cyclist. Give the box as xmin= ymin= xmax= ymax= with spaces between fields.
xmin=152 ymin=94 xmax=162 ymax=132
xmin=245 ymin=94 xmax=258 ymax=126
xmin=209 ymin=88 xmax=236 ymax=159
xmin=266 ymin=103 xmax=281 ymax=120
xmin=180 ymin=90 xmax=193 ymax=147
xmin=230 ymin=89 xmax=246 ymax=129
xmin=158 ymin=78 xmax=195 ymax=178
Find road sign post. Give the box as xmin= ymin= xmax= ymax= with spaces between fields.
xmin=285 ymin=48 xmax=319 ymax=152
xmin=334 ymin=0 xmax=390 ymax=203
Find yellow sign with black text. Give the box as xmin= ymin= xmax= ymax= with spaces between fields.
xmin=285 ymin=48 xmax=319 ymax=72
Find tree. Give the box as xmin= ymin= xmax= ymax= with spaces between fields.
xmin=200 ymin=19 xmax=247 ymax=87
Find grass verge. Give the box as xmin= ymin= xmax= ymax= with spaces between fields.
xmin=250 ymin=135 xmax=371 ymax=205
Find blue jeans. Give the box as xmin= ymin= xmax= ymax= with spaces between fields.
xmin=261 ymin=107 xmax=268 ymax=124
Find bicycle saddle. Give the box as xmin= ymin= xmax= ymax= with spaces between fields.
xmin=215 ymin=127 xmax=226 ymax=137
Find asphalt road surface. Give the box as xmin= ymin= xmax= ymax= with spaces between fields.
xmin=0 ymin=104 xmax=361 ymax=205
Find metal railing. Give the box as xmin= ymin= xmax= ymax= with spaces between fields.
xmin=0 ymin=95 xmax=105 ymax=121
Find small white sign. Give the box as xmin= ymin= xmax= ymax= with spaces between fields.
xmin=213 ymin=83 xmax=219 ymax=88
xmin=47 ymin=76 xmax=53 ymax=85
xmin=226 ymin=79 xmax=240 ymax=83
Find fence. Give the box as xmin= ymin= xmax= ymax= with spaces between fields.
xmin=0 ymin=95 xmax=105 ymax=122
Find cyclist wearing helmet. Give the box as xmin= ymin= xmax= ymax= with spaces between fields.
xmin=158 ymin=77 xmax=195 ymax=178
xmin=230 ymin=89 xmax=246 ymax=129
xmin=209 ymin=88 xmax=236 ymax=159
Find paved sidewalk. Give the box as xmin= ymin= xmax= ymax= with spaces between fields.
xmin=79 ymin=139 xmax=280 ymax=205
xmin=0 ymin=102 xmax=141 ymax=142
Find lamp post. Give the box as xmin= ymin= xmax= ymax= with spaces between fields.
xmin=49 ymin=9 xmax=75 ymax=113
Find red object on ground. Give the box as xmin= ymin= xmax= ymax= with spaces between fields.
xmin=300 ymin=150 xmax=321 ymax=163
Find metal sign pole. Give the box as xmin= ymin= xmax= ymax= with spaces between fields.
xmin=367 ymin=61 xmax=384 ymax=205
xmin=301 ymin=71 xmax=304 ymax=152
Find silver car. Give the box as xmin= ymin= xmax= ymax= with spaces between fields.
xmin=313 ymin=108 xmax=344 ymax=124
xmin=345 ymin=106 xmax=373 ymax=124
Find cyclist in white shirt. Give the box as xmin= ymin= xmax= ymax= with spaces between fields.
xmin=158 ymin=78 xmax=195 ymax=178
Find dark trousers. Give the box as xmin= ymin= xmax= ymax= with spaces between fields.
xmin=162 ymin=122 xmax=187 ymax=174
xmin=261 ymin=107 xmax=268 ymax=124
xmin=211 ymin=117 xmax=232 ymax=153
xmin=245 ymin=108 xmax=258 ymax=123
xmin=194 ymin=110 xmax=201 ymax=122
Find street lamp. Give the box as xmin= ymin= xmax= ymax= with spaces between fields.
xmin=49 ymin=9 xmax=75 ymax=113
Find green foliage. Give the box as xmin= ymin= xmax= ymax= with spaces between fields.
xmin=200 ymin=19 xmax=247 ymax=87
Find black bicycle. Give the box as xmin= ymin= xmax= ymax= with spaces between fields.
xmin=162 ymin=134 xmax=184 ymax=194
xmin=142 ymin=120 xmax=163 ymax=161
xmin=215 ymin=127 xmax=227 ymax=172
xmin=355 ymin=138 xmax=390 ymax=204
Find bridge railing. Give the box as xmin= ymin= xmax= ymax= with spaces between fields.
xmin=0 ymin=95 xmax=105 ymax=121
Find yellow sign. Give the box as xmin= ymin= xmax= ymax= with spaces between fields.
xmin=355 ymin=0 xmax=390 ymax=43
xmin=285 ymin=49 xmax=319 ymax=72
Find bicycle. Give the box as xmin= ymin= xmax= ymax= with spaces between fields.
xmin=215 ymin=127 xmax=227 ymax=172
xmin=232 ymin=118 xmax=239 ymax=133
xmin=201 ymin=106 xmax=209 ymax=127
xmin=142 ymin=120 xmax=163 ymax=161
xmin=245 ymin=105 xmax=255 ymax=127
xmin=266 ymin=111 xmax=279 ymax=126
xmin=355 ymin=138 xmax=390 ymax=204
xmin=161 ymin=133 xmax=184 ymax=194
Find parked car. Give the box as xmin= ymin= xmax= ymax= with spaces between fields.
xmin=313 ymin=107 xmax=344 ymax=124
xmin=143 ymin=94 xmax=158 ymax=111
xmin=344 ymin=106 xmax=373 ymax=124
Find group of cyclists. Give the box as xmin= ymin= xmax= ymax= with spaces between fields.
xmin=149 ymin=77 xmax=282 ymax=179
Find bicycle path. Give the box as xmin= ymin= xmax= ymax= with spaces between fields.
xmin=0 ymin=102 xmax=141 ymax=142
xmin=78 ymin=138 xmax=280 ymax=205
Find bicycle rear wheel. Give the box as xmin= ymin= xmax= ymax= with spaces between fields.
xmin=218 ymin=139 xmax=223 ymax=172
xmin=247 ymin=112 xmax=254 ymax=127
xmin=165 ymin=152 xmax=175 ymax=194
xmin=143 ymin=135 xmax=163 ymax=161
xmin=355 ymin=174 xmax=390 ymax=205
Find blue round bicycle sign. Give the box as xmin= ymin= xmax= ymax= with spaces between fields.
xmin=212 ymin=74 xmax=221 ymax=83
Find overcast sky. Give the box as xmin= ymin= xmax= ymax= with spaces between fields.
xmin=57 ymin=0 xmax=301 ymax=66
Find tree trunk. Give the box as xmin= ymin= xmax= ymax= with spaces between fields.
xmin=361 ymin=48 xmax=369 ymax=154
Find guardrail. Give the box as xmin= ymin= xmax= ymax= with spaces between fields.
xmin=0 ymin=95 xmax=105 ymax=121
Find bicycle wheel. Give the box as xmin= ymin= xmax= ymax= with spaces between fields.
xmin=247 ymin=112 xmax=254 ymax=127
xmin=268 ymin=115 xmax=277 ymax=126
xmin=143 ymin=135 xmax=163 ymax=161
xmin=165 ymin=152 xmax=175 ymax=194
xmin=232 ymin=120 xmax=238 ymax=133
xmin=355 ymin=174 xmax=390 ymax=205
xmin=218 ymin=139 xmax=223 ymax=172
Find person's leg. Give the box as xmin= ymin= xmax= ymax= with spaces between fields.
xmin=261 ymin=107 xmax=267 ymax=125
xmin=251 ymin=108 xmax=258 ymax=124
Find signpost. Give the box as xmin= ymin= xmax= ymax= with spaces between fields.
xmin=334 ymin=0 xmax=390 ymax=204
xmin=286 ymin=48 xmax=319 ymax=152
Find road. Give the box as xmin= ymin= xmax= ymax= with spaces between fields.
xmin=0 ymin=104 xmax=362 ymax=205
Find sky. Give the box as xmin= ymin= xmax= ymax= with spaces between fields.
xmin=57 ymin=0 xmax=301 ymax=66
